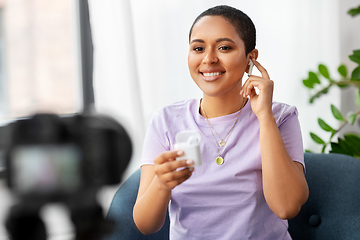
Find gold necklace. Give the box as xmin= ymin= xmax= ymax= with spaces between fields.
xmin=201 ymin=98 xmax=245 ymax=165
xmin=203 ymin=107 xmax=240 ymax=147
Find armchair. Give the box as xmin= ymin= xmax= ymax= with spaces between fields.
xmin=105 ymin=153 xmax=360 ymax=240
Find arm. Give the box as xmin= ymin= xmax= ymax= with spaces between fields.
xmin=133 ymin=150 xmax=194 ymax=235
xmin=258 ymin=113 xmax=308 ymax=219
xmin=241 ymin=58 xmax=309 ymax=219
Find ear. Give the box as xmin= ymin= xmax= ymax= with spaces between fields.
xmin=245 ymin=49 xmax=259 ymax=73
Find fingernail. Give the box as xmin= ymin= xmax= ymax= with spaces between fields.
xmin=189 ymin=167 xmax=194 ymax=172
xmin=177 ymin=150 xmax=183 ymax=156
xmin=186 ymin=159 xmax=194 ymax=165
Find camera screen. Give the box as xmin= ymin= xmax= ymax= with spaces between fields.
xmin=11 ymin=144 xmax=82 ymax=194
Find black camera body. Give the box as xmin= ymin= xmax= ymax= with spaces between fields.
xmin=5 ymin=113 xmax=132 ymax=206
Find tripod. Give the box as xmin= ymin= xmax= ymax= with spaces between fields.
xmin=5 ymin=200 xmax=114 ymax=240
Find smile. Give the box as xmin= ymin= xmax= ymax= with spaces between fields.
xmin=202 ymin=72 xmax=223 ymax=77
xmin=200 ymin=71 xmax=225 ymax=82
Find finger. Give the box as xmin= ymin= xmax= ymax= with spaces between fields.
xmin=158 ymin=167 xmax=192 ymax=186
xmin=244 ymin=77 xmax=274 ymax=95
xmin=155 ymin=159 xmax=193 ymax=175
xmin=241 ymin=77 xmax=262 ymax=97
xmin=169 ymin=171 xmax=193 ymax=187
xmin=247 ymin=78 xmax=274 ymax=92
xmin=251 ymin=58 xmax=270 ymax=79
xmin=247 ymin=86 xmax=258 ymax=98
xmin=154 ymin=150 xmax=184 ymax=165
xmin=161 ymin=167 xmax=193 ymax=188
xmin=240 ymin=77 xmax=252 ymax=96
xmin=241 ymin=75 xmax=263 ymax=93
xmin=244 ymin=82 xmax=258 ymax=97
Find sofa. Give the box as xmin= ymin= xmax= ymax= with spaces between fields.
xmin=104 ymin=153 xmax=360 ymax=240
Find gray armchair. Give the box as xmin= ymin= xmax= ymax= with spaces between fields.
xmin=105 ymin=153 xmax=360 ymax=240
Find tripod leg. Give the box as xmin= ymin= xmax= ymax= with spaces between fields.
xmin=5 ymin=205 xmax=47 ymax=240
xmin=71 ymin=202 xmax=114 ymax=240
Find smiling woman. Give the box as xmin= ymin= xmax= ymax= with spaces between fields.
xmin=87 ymin=2 xmax=360 ymax=238
xmin=133 ymin=5 xmax=308 ymax=240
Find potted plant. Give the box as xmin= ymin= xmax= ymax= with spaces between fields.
xmin=302 ymin=5 xmax=360 ymax=159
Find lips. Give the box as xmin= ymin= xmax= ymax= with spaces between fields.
xmin=200 ymin=69 xmax=225 ymax=82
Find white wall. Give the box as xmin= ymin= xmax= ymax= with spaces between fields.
xmin=88 ymin=0 xmax=360 ymax=210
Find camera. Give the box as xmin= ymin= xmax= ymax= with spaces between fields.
xmin=3 ymin=112 xmax=132 ymax=240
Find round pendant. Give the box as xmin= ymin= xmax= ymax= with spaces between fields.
xmin=216 ymin=156 xmax=224 ymax=165
xmin=219 ymin=140 xmax=226 ymax=147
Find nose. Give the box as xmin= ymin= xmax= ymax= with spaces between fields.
xmin=202 ymin=49 xmax=218 ymax=65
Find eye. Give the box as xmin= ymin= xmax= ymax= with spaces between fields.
xmin=193 ymin=47 xmax=204 ymax=52
xmin=219 ymin=46 xmax=232 ymax=51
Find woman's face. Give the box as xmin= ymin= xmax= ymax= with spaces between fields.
xmin=188 ymin=16 xmax=249 ymax=98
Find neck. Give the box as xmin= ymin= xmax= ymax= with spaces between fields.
xmin=201 ymin=94 xmax=247 ymax=118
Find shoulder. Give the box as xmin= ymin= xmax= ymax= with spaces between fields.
xmin=150 ymin=99 xmax=197 ymax=123
xmin=271 ymin=102 xmax=299 ymax=126
xmin=154 ymin=99 xmax=197 ymax=117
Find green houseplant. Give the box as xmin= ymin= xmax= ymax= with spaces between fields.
xmin=302 ymin=5 xmax=360 ymax=159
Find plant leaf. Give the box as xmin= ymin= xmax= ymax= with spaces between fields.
xmin=356 ymin=89 xmax=360 ymax=107
xmin=348 ymin=6 xmax=360 ymax=17
xmin=347 ymin=112 xmax=357 ymax=125
xmin=318 ymin=64 xmax=330 ymax=79
xmin=305 ymin=149 xmax=313 ymax=153
xmin=303 ymin=71 xmax=321 ymax=89
xmin=310 ymin=132 xmax=325 ymax=144
xmin=349 ymin=50 xmax=360 ymax=65
xmin=321 ymin=144 xmax=327 ymax=153
xmin=318 ymin=118 xmax=335 ymax=132
xmin=330 ymin=138 xmax=354 ymax=156
xmin=330 ymin=142 xmax=344 ymax=154
xmin=338 ymin=138 xmax=354 ymax=156
xmin=338 ymin=65 xmax=347 ymax=78
xmin=351 ymin=66 xmax=360 ymax=81
xmin=344 ymin=134 xmax=360 ymax=156
xmin=331 ymin=104 xmax=344 ymax=121
xmin=309 ymin=71 xmax=320 ymax=84
xmin=330 ymin=130 xmax=337 ymax=139
xmin=303 ymin=79 xmax=314 ymax=89
xmin=338 ymin=86 xmax=349 ymax=88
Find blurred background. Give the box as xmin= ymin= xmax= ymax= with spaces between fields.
xmin=0 ymin=0 xmax=359 ymax=239
xmin=88 ymin=0 xmax=360 ymax=178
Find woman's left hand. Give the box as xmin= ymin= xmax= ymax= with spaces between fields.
xmin=240 ymin=58 xmax=274 ymax=120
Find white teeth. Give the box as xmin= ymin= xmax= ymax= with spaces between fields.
xmin=203 ymin=72 xmax=222 ymax=77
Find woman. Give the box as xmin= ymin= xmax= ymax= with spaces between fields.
xmin=133 ymin=5 xmax=308 ymax=239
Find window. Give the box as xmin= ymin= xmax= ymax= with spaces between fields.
xmin=0 ymin=8 xmax=6 ymax=118
xmin=0 ymin=0 xmax=83 ymax=121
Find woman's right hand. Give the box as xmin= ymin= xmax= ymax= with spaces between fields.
xmin=134 ymin=151 xmax=193 ymax=234
xmin=154 ymin=150 xmax=194 ymax=191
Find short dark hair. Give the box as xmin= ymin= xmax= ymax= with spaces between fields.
xmin=189 ymin=5 xmax=256 ymax=56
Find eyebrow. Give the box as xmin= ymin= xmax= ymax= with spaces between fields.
xmin=216 ymin=38 xmax=235 ymax=43
xmin=190 ymin=38 xmax=235 ymax=44
xmin=190 ymin=39 xmax=205 ymax=44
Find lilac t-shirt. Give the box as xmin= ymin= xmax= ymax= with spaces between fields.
xmin=141 ymin=99 xmax=304 ymax=240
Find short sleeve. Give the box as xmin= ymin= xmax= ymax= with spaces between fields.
xmin=140 ymin=110 xmax=171 ymax=166
xmin=274 ymin=104 xmax=305 ymax=172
